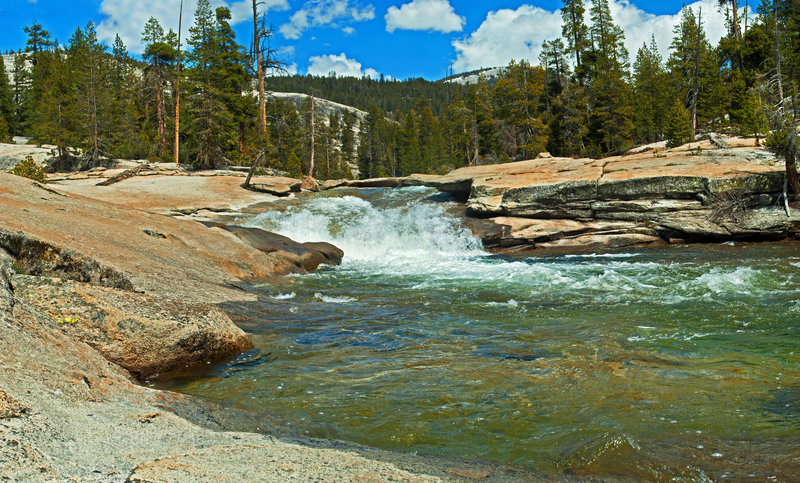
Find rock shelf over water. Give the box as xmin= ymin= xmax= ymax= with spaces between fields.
xmin=402 ymin=137 xmax=800 ymax=251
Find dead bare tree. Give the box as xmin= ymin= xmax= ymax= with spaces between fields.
xmin=243 ymin=1 xmax=286 ymax=189
xmin=309 ymin=90 xmax=316 ymax=178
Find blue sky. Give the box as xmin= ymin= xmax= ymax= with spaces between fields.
xmin=0 ymin=0 xmax=745 ymax=80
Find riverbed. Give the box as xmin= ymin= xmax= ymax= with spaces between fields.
xmin=165 ymin=187 xmax=800 ymax=479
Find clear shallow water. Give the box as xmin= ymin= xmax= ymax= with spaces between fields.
xmin=166 ymin=188 xmax=800 ymax=479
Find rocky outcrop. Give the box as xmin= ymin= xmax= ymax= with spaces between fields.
xmin=344 ymin=177 xmax=404 ymax=188
xmin=0 ymin=172 xmax=286 ymax=303
xmin=14 ymin=275 xmax=253 ymax=380
xmin=0 ymin=172 xmax=346 ymax=375
xmin=411 ymin=138 xmax=800 ymax=251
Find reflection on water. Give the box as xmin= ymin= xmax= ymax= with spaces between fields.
xmin=164 ymin=188 xmax=800 ymax=479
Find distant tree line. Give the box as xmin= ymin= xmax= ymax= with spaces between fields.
xmin=0 ymin=0 xmax=798 ymax=180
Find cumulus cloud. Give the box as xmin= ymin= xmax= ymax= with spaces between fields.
xmin=96 ymin=0 xmax=289 ymax=54
xmin=385 ymin=0 xmax=465 ymax=33
xmin=452 ymin=5 xmax=562 ymax=72
xmin=452 ymin=0 xmax=747 ymax=72
xmin=279 ymin=0 xmax=375 ymax=40
xmin=307 ymin=53 xmax=380 ymax=78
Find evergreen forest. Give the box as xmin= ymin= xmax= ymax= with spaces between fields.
xmin=0 ymin=0 xmax=799 ymax=180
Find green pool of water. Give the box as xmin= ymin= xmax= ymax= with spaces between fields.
xmin=164 ymin=188 xmax=800 ymax=479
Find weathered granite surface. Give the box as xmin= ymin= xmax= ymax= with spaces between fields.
xmin=14 ymin=275 xmax=253 ymax=380
xmin=406 ymin=138 xmax=800 ymax=251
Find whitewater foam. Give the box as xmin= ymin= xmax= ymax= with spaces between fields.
xmin=248 ymin=188 xmax=485 ymax=276
xmin=314 ymin=293 xmax=357 ymax=304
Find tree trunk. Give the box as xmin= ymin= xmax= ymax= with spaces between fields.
xmin=775 ymin=8 xmax=784 ymax=106
xmin=309 ymin=92 xmax=315 ymax=178
xmin=174 ymin=0 xmax=183 ymax=164
xmin=691 ymin=8 xmax=701 ymax=136
xmin=156 ymin=82 xmax=166 ymax=158
xmin=787 ymin=157 xmax=800 ymax=200
xmin=243 ymin=0 xmax=268 ymax=188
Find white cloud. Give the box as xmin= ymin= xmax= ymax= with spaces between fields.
xmin=452 ymin=0 xmax=749 ymax=72
xmin=452 ymin=5 xmax=561 ymax=72
xmin=385 ymin=0 xmax=465 ymax=33
xmin=279 ymin=0 xmax=375 ymax=40
xmin=96 ymin=0 xmax=289 ymax=55
xmin=307 ymin=53 xmax=381 ymax=78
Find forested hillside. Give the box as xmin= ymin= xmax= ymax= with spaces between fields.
xmin=0 ymin=0 xmax=799 ymax=181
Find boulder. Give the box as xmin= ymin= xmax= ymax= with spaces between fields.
xmin=247 ymin=176 xmax=302 ymax=196
xmin=301 ymin=176 xmax=321 ymax=192
xmin=14 ymin=275 xmax=253 ymax=380
xmin=321 ymin=179 xmax=348 ymax=190
xmin=216 ymin=225 xmax=343 ymax=273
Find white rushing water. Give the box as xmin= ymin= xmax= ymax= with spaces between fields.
xmin=245 ymin=187 xmax=791 ymax=308
xmin=247 ymin=188 xmax=486 ymax=276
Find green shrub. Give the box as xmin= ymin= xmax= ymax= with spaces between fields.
xmin=9 ymin=156 xmax=47 ymax=183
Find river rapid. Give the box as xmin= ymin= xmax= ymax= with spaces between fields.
xmin=165 ymin=187 xmax=800 ymax=479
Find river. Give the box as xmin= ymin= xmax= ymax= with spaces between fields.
xmin=164 ymin=187 xmax=800 ymax=479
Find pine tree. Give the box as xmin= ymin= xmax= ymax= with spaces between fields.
xmin=589 ymin=0 xmax=628 ymax=66
xmin=633 ymin=37 xmax=668 ymax=143
xmin=667 ymin=7 xmax=726 ymax=132
xmin=285 ymin=150 xmax=302 ymax=177
xmin=142 ymin=17 xmax=175 ymax=159
xmin=184 ymin=3 xmax=250 ymax=166
xmin=493 ymin=61 xmax=547 ymax=159
xmin=67 ymin=22 xmax=110 ymax=164
xmin=547 ymin=83 xmax=588 ymax=157
xmin=418 ymin=103 xmax=442 ymax=172
xmin=0 ymin=54 xmax=14 ymax=140
xmin=664 ymin=98 xmax=693 ymax=148
xmin=468 ymin=79 xmax=497 ymax=161
xmin=539 ymin=39 xmax=570 ymax=98
xmin=23 ymin=21 xmax=54 ymax=66
xmin=444 ymin=100 xmax=477 ymax=168
xmin=21 ymin=22 xmax=56 ymax=135
xmin=11 ymin=52 xmax=30 ymax=134
xmin=586 ymin=0 xmax=635 ymax=153
xmin=728 ymin=71 xmax=749 ymax=125
xmin=340 ymin=111 xmax=357 ymax=173
xmin=29 ymin=48 xmax=71 ymax=162
xmin=739 ymin=89 xmax=768 ymax=141
xmin=399 ymin=110 xmax=422 ymax=175
xmin=561 ymin=0 xmax=589 ymax=84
